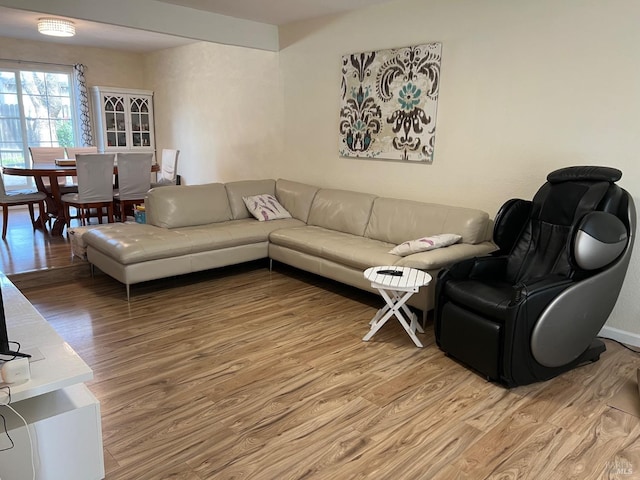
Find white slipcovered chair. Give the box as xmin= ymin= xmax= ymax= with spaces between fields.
xmin=114 ymin=152 xmax=153 ymax=221
xmin=64 ymin=146 xmax=99 ymax=188
xmin=64 ymin=146 xmax=98 ymax=159
xmin=61 ymin=154 xmax=116 ymax=228
xmin=150 ymin=149 xmax=180 ymax=188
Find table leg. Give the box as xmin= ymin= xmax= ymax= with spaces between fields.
xmin=369 ymin=303 xmax=391 ymax=326
xmin=29 ymin=175 xmax=50 ymax=232
xmin=399 ymin=301 xmax=424 ymax=334
xmin=386 ymin=290 xmax=425 ymax=335
xmin=363 ymin=288 xmax=424 ymax=347
xmin=45 ymin=175 xmax=67 ymax=236
xmin=363 ymin=302 xmax=397 ymax=341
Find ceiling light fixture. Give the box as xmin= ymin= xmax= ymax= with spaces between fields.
xmin=37 ymin=18 xmax=76 ymax=37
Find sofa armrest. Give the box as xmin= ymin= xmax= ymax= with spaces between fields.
xmin=394 ymin=241 xmax=498 ymax=270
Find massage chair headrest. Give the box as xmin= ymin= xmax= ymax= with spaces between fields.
xmin=572 ymin=211 xmax=628 ymax=270
xmin=548 ymin=166 xmax=622 ymax=184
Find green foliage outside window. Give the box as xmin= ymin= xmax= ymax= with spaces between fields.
xmin=56 ymin=120 xmax=73 ymax=147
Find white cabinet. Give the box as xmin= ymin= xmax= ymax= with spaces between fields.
xmin=0 ymin=385 xmax=104 ymax=480
xmin=91 ymin=86 xmax=155 ymax=154
xmin=0 ymin=274 xmax=104 ymax=479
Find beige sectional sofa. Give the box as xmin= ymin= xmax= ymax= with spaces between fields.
xmin=82 ymin=178 xmax=496 ymax=315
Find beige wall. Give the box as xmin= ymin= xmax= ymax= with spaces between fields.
xmin=0 ymin=35 xmax=146 ymax=153
xmin=144 ymin=42 xmax=282 ymax=185
xmin=275 ymin=0 xmax=640 ymax=338
xmin=0 ymin=36 xmax=145 ymax=90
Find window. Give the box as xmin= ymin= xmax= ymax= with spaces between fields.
xmin=0 ymin=63 xmax=79 ymax=189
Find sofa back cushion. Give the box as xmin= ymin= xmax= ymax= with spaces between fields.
xmin=275 ymin=179 xmax=319 ymax=223
xmin=225 ymin=179 xmax=276 ymax=219
xmin=365 ymin=197 xmax=491 ymax=245
xmin=146 ymin=183 xmax=232 ymax=228
xmin=307 ymin=188 xmax=376 ymax=237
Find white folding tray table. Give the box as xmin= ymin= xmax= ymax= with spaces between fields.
xmin=363 ymin=266 xmax=432 ymax=347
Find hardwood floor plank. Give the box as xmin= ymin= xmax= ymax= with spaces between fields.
xmin=608 ymin=439 xmax=640 ymax=480
xmin=0 ymin=207 xmax=75 ymax=275
xmin=483 ymin=423 xmax=580 ymax=479
xmin=552 ymin=408 xmax=640 ymax=480
xmin=460 ymin=383 xmax=530 ymax=433
xmin=209 ymin=399 xmax=374 ymax=479
xmin=434 ymin=410 xmax=547 ymax=479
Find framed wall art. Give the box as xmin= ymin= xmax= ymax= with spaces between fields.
xmin=339 ymin=42 xmax=442 ymax=163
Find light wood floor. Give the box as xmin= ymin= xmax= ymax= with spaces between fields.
xmin=0 ymin=207 xmax=82 ymax=275
xmin=5 ymin=209 xmax=640 ymax=479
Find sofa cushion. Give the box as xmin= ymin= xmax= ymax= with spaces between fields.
xmin=146 ymin=183 xmax=232 ymax=229
xmin=179 ymin=217 xmax=304 ymax=254
xmin=85 ymin=218 xmax=306 ymax=265
xmin=365 ymin=197 xmax=490 ymax=245
xmin=275 ymin=179 xmax=319 ymax=223
xmin=225 ymin=179 xmax=276 ymax=220
xmin=307 ymin=189 xmax=376 ymax=237
xmin=69 ymin=222 xmax=136 ymax=259
xmin=243 ymin=194 xmax=292 ymax=221
xmin=269 ymin=225 xmax=398 ymax=270
xmin=83 ymin=223 xmax=194 ymax=264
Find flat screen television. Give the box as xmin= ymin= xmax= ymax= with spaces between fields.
xmin=0 ymin=282 xmax=30 ymax=358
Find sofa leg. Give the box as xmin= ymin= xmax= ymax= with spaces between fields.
xmin=269 ymin=258 xmax=273 ymax=271
xmin=126 ymin=284 xmax=130 ymax=302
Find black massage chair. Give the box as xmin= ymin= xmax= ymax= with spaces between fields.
xmin=434 ymin=166 xmax=636 ymax=387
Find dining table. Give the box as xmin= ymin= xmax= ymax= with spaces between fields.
xmin=2 ymin=162 xmax=159 ymax=236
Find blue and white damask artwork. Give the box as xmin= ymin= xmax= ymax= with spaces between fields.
xmin=339 ymin=42 xmax=441 ymax=162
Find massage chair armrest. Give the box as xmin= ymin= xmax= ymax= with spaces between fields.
xmin=519 ymin=274 xmax=572 ymax=290
xmin=469 ymin=255 xmax=509 ymax=280
xmin=438 ymin=255 xmax=508 ymax=285
xmin=510 ymin=274 xmax=574 ymax=312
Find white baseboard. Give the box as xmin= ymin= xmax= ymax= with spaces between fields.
xmin=598 ymin=325 xmax=640 ymax=348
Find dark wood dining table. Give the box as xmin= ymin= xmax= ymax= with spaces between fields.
xmin=3 ymin=162 xmax=159 ymax=236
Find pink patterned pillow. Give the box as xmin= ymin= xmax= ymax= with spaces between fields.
xmin=243 ymin=194 xmax=292 ymax=221
xmin=389 ymin=233 xmax=462 ymax=256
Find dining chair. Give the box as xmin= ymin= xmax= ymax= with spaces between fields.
xmin=28 ymin=146 xmax=65 ymax=163
xmin=64 ymin=146 xmax=99 ymax=159
xmin=64 ymin=146 xmax=99 ymax=188
xmin=61 ymin=154 xmax=116 ymax=228
xmin=150 ymin=149 xmax=180 ymax=188
xmin=114 ymin=153 xmax=153 ymax=221
xmin=0 ymin=174 xmax=47 ymax=239
xmin=29 ymin=146 xmax=77 ymax=194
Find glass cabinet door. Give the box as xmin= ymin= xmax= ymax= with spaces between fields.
xmin=103 ymin=95 xmax=127 ymax=148
xmin=129 ymin=96 xmax=151 ymax=147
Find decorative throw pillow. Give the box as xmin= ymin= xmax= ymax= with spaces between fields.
xmin=243 ymin=194 xmax=292 ymax=221
xmin=389 ymin=233 xmax=462 ymax=256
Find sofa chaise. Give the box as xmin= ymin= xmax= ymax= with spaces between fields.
xmin=81 ymin=178 xmax=497 ymax=315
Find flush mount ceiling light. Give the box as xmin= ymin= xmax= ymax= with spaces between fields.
xmin=37 ymin=18 xmax=76 ymax=37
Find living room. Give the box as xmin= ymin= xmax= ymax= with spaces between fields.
xmin=2 ymin=0 xmax=636 ymax=342
xmin=0 ymin=0 xmax=639 ymax=478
